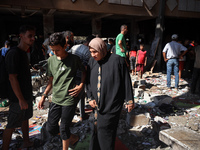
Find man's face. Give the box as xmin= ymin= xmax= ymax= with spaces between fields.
xmin=123 ymin=26 xmax=128 ymax=34
xmin=89 ymin=48 xmax=103 ymax=61
xmin=50 ymin=44 xmax=67 ymax=57
xmin=20 ymin=30 xmax=35 ymax=46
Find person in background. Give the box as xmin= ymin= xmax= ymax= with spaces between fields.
xmin=3 ymin=25 xmax=36 ymax=150
xmin=129 ymin=46 xmax=137 ymax=76
xmin=190 ymin=41 xmax=200 ymax=95
xmin=68 ymin=35 xmax=95 ymax=121
xmin=38 ymin=32 xmax=86 ymax=150
xmin=42 ymin=33 xmax=51 ymax=59
xmin=1 ymin=40 xmax=11 ymax=57
xmin=163 ymin=34 xmax=187 ymax=90
xmin=87 ymin=37 xmax=134 ymax=150
xmin=178 ymin=40 xmax=187 ymax=80
xmin=49 ymin=30 xmax=74 ymax=57
xmin=115 ymin=24 xmax=129 ymax=66
xmin=136 ymin=44 xmax=147 ymax=79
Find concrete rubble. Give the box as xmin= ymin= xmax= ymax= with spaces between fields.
xmin=0 ymin=71 xmax=200 ymax=149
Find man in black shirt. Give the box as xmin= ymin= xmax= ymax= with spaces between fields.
xmin=2 ymin=25 xmax=35 ymax=150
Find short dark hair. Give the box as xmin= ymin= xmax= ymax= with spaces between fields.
xmin=19 ymin=25 xmax=36 ymax=34
xmin=49 ymin=32 xmax=66 ymax=48
xmin=63 ymin=31 xmax=73 ymax=39
xmin=86 ymin=35 xmax=96 ymax=43
xmin=120 ymin=24 xmax=127 ymax=31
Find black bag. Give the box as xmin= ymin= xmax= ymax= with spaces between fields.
xmin=0 ymin=49 xmax=9 ymax=99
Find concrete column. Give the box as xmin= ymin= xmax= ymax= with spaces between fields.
xmin=92 ymin=18 xmax=102 ymax=37
xmin=154 ymin=0 xmax=165 ymax=72
xmin=130 ymin=19 xmax=139 ymax=49
xmin=43 ymin=14 xmax=54 ymax=39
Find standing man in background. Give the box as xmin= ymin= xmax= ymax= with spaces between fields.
xmin=115 ymin=24 xmax=129 ymax=66
xmin=3 ymin=25 xmax=35 ymax=150
xmin=163 ymin=34 xmax=187 ymax=90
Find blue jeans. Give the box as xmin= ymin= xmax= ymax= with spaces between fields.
xmin=167 ymin=59 xmax=179 ymax=88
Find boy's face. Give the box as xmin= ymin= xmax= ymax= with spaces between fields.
xmin=20 ymin=30 xmax=35 ymax=47
xmin=50 ymin=44 xmax=67 ymax=57
xmin=140 ymin=45 xmax=144 ymax=50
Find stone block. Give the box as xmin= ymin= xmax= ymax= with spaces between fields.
xmin=168 ymin=116 xmax=188 ymax=127
xmin=129 ymin=127 xmax=144 ymax=137
xmin=129 ymin=114 xmax=150 ymax=127
xmin=159 ymin=127 xmax=200 ymax=150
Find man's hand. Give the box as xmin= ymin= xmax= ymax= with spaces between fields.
xmin=89 ymin=100 xmax=96 ymax=108
xmin=19 ymin=99 xmax=28 ymax=110
xmin=121 ymin=48 xmax=125 ymax=52
xmin=164 ymin=58 xmax=169 ymax=62
xmin=125 ymin=103 xmax=134 ymax=112
xmin=68 ymin=85 xmax=83 ymax=97
xmin=38 ymin=97 xmax=45 ymax=110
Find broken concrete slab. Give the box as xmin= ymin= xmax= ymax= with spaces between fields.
xmin=159 ymin=127 xmax=200 ymax=150
xmin=130 ymin=114 xmax=150 ymax=127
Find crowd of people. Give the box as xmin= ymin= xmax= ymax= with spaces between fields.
xmin=0 ymin=24 xmax=200 ymax=150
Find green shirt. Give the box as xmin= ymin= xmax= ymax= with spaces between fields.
xmin=115 ymin=33 xmax=127 ymax=57
xmin=47 ymin=53 xmax=85 ymax=106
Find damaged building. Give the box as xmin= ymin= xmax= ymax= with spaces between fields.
xmin=1 ymin=0 xmax=200 ymax=149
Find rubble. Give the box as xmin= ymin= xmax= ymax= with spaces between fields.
xmin=0 ymin=71 xmax=200 ymax=149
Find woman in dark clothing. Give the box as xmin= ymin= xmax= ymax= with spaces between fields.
xmin=86 ymin=38 xmax=134 ymax=150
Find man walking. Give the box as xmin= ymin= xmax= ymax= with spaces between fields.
xmin=163 ymin=34 xmax=187 ymax=90
xmin=3 ymin=25 xmax=35 ymax=150
xmin=68 ymin=35 xmax=95 ymax=121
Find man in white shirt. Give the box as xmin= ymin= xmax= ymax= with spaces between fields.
xmin=163 ymin=34 xmax=187 ymax=90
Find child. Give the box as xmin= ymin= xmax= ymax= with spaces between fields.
xmin=38 ymin=32 xmax=86 ymax=150
xmin=129 ymin=46 xmax=137 ymax=75
xmin=136 ymin=44 xmax=147 ymax=79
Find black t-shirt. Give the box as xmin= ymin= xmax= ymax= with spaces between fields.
xmin=5 ymin=47 xmax=33 ymax=102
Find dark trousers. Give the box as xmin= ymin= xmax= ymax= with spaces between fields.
xmin=191 ymin=67 xmax=200 ymax=93
xmin=46 ymin=102 xmax=76 ymax=140
xmin=89 ymin=111 xmax=121 ymax=150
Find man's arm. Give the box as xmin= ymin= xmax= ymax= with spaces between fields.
xmin=163 ymin=52 xmax=168 ymax=62
xmin=118 ymin=40 xmax=125 ymax=52
xmin=9 ymin=74 xmax=28 ymax=110
xmin=38 ymin=76 xmax=53 ymax=109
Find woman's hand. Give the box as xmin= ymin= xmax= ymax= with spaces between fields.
xmin=126 ymin=103 xmax=134 ymax=112
xmin=89 ymin=100 xmax=96 ymax=108
xmin=68 ymin=85 xmax=83 ymax=97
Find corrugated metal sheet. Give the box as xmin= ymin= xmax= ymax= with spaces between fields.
xmin=144 ymin=0 xmax=157 ymax=10
xmin=108 ymin=0 xmax=120 ymax=4
xmin=133 ymin=0 xmax=143 ymax=7
xmin=166 ymin=0 xmax=178 ymax=12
